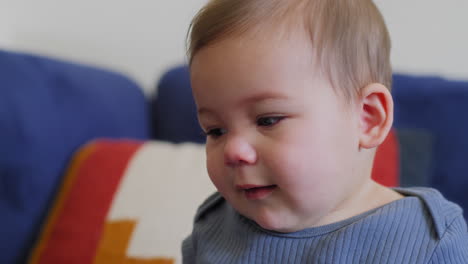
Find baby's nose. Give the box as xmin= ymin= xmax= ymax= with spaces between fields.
xmin=223 ymin=136 xmax=257 ymax=166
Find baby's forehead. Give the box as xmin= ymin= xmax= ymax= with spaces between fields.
xmin=193 ymin=28 xmax=316 ymax=72
xmin=192 ymin=36 xmax=318 ymax=84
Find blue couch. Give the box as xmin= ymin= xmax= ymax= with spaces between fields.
xmin=2 ymin=51 xmax=467 ymax=263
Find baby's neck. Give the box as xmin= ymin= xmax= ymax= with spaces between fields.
xmin=316 ymin=180 xmax=404 ymax=227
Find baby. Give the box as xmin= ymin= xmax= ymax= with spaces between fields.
xmin=183 ymin=0 xmax=468 ymax=263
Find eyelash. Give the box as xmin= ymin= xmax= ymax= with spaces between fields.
xmin=203 ymin=116 xmax=285 ymax=139
xmin=204 ymin=128 xmax=226 ymax=138
xmin=256 ymin=116 xmax=285 ymax=127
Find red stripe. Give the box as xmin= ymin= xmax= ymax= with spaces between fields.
xmin=37 ymin=140 xmax=143 ymax=264
xmin=372 ymin=130 xmax=399 ymax=187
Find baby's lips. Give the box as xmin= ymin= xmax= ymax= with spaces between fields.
xmin=242 ymin=185 xmax=277 ymax=200
xmin=236 ymin=184 xmax=276 ymax=190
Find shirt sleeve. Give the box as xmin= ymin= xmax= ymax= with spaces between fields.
xmin=429 ymin=217 xmax=468 ymax=263
xmin=182 ymin=233 xmax=196 ymax=264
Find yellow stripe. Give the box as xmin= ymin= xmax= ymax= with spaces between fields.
xmin=28 ymin=142 xmax=97 ymax=264
xmin=94 ymin=220 xmax=174 ymax=264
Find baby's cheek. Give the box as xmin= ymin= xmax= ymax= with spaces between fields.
xmin=206 ymin=154 xmax=230 ymax=191
xmin=206 ymin=157 xmax=220 ymax=177
xmin=271 ymin=145 xmax=333 ymax=188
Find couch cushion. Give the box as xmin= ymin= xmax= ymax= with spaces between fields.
xmin=372 ymin=130 xmax=399 ymax=187
xmin=29 ymin=137 xmax=403 ymax=264
xmin=0 ymin=50 xmax=149 ymax=263
xmin=396 ymin=128 xmax=434 ymax=187
xmin=151 ymin=66 xmax=205 ymax=143
xmin=29 ymin=140 xmax=214 ymax=264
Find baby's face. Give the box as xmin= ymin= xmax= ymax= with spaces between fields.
xmin=191 ymin=32 xmax=365 ymax=232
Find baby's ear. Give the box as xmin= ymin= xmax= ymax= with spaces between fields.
xmin=358 ymin=83 xmax=393 ymax=149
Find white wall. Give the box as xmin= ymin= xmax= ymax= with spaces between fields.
xmin=375 ymin=0 xmax=468 ymax=79
xmin=1 ymin=0 xmax=467 ymax=96
xmin=0 ymin=0 xmax=206 ymax=96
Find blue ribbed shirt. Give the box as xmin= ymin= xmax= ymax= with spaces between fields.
xmin=182 ymin=187 xmax=468 ymax=263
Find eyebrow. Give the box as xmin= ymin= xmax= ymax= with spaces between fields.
xmin=197 ymin=92 xmax=288 ymax=115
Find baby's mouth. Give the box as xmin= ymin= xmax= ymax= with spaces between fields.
xmin=239 ymin=185 xmax=277 ymax=200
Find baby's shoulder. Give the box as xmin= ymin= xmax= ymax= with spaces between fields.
xmin=394 ymin=187 xmax=467 ymax=240
xmin=400 ymin=188 xmax=468 ymax=262
xmin=194 ymin=192 xmax=226 ymax=222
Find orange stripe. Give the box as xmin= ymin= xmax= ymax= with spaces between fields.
xmin=29 ymin=142 xmax=97 ymax=263
xmin=93 ymin=220 xmax=174 ymax=264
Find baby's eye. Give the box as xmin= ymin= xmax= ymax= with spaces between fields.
xmin=204 ymin=128 xmax=226 ymax=138
xmin=256 ymin=116 xmax=285 ymax=127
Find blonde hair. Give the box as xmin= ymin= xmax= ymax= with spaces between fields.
xmin=187 ymin=0 xmax=392 ymax=100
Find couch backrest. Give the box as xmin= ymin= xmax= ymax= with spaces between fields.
xmin=0 ymin=50 xmax=149 ymax=263
xmin=393 ymin=74 xmax=468 ymax=219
